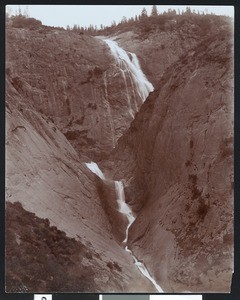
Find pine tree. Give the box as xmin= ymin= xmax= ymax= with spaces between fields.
xmin=23 ymin=6 xmax=29 ymax=17
xmin=151 ymin=5 xmax=158 ymax=17
xmin=186 ymin=7 xmax=192 ymax=15
xmin=17 ymin=6 xmax=22 ymax=16
xmin=129 ymin=17 xmax=134 ymax=24
xmin=140 ymin=7 xmax=148 ymax=19
xmin=121 ymin=16 xmax=127 ymax=23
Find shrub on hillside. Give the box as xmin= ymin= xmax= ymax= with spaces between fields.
xmin=11 ymin=15 xmax=42 ymax=29
xmin=5 ymin=201 xmax=97 ymax=292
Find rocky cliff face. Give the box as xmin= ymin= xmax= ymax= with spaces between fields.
xmin=6 ymin=76 xmax=155 ymax=292
xmin=6 ymin=27 xmax=144 ymax=161
xmin=106 ymin=29 xmax=233 ymax=292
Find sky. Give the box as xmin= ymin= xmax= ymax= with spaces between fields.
xmin=7 ymin=5 xmax=234 ymax=29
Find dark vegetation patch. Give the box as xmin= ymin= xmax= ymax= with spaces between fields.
xmin=11 ymin=15 xmax=42 ymax=29
xmin=66 ymin=97 xmax=71 ymax=115
xmin=64 ymin=129 xmax=96 ymax=147
xmin=87 ymin=103 xmax=97 ymax=109
xmin=64 ymin=130 xmax=85 ymax=140
xmin=75 ymin=116 xmax=85 ymax=125
xmin=189 ymin=139 xmax=194 ymax=149
xmin=113 ymin=262 xmax=122 ymax=272
xmin=6 ymin=201 xmax=97 ymax=292
xmin=107 ymin=261 xmax=122 ymax=272
xmin=220 ymin=136 xmax=233 ymax=159
xmin=88 ymin=7 xmax=231 ymax=40
xmin=92 ymin=66 xmax=104 ymax=76
xmin=196 ymin=199 xmax=209 ymax=219
xmin=12 ymin=76 xmax=23 ymax=92
xmin=188 ymin=174 xmax=209 ymax=220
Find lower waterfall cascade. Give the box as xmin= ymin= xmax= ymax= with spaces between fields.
xmin=86 ymin=162 xmax=163 ymax=292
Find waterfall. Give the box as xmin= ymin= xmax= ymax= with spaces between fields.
xmin=119 ymin=69 xmax=135 ymax=118
xmin=103 ymin=39 xmax=154 ymax=103
xmin=85 ymin=162 xmax=163 ymax=292
xmin=114 ymin=180 xmax=163 ymax=292
xmin=125 ymin=246 xmax=163 ymax=292
xmin=115 ymin=181 xmax=135 ymax=243
xmin=85 ymin=162 xmax=105 ymax=180
xmin=103 ymin=72 xmax=116 ymax=147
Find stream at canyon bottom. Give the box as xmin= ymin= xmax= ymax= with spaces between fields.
xmin=86 ymin=162 xmax=163 ymax=292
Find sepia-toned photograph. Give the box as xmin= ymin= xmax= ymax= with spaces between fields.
xmin=5 ymin=4 xmax=234 ymax=293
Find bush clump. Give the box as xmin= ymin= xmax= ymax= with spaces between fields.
xmin=11 ymin=15 xmax=42 ymax=29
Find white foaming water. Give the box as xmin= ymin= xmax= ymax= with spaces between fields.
xmin=125 ymin=246 xmax=163 ymax=292
xmin=103 ymin=72 xmax=116 ymax=147
xmin=85 ymin=162 xmax=105 ymax=180
xmin=115 ymin=181 xmax=135 ymax=243
xmin=115 ymin=180 xmax=163 ymax=292
xmin=104 ymin=39 xmax=154 ymax=102
xmin=85 ymin=162 xmax=163 ymax=292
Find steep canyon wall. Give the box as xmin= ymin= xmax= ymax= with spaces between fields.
xmin=6 ymin=26 xmax=156 ymax=292
xmin=107 ymin=30 xmax=234 ymax=292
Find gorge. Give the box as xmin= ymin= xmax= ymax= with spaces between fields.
xmin=86 ymin=162 xmax=163 ymax=292
xmin=6 ymin=10 xmax=233 ymax=294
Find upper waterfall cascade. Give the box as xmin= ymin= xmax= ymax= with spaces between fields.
xmin=103 ymin=39 xmax=154 ymax=102
xmin=85 ymin=162 xmax=105 ymax=180
xmin=85 ymin=161 xmax=163 ymax=292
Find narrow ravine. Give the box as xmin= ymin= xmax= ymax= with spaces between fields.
xmin=85 ymin=41 xmax=163 ymax=292
xmin=85 ymin=162 xmax=163 ymax=292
